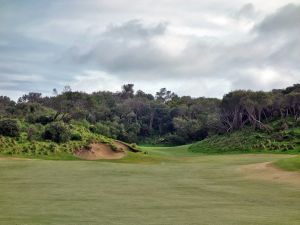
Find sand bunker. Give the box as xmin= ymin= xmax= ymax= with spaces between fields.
xmin=75 ymin=142 xmax=126 ymax=160
xmin=240 ymin=162 xmax=300 ymax=186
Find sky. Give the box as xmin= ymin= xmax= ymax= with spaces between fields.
xmin=0 ymin=0 xmax=300 ymax=100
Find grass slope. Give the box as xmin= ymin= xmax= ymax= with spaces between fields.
xmin=0 ymin=122 xmax=141 ymax=160
xmin=274 ymin=156 xmax=300 ymax=171
xmin=0 ymin=147 xmax=299 ymax=225
xmin=189 ymin=125 xmax=300 ymax=154
xmin=0 ymin=125 xmax=111 ymax=158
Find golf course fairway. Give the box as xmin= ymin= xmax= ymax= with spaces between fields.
xmin=0 ymin=147 xmax=299 ymax=225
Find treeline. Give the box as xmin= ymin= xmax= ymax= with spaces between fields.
xmin=220 ymin=84 xmax=300 ymax=132
xmin=0 ymin=84 xmax=300 ymax=145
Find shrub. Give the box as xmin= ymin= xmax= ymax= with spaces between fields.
xmin=25 ymin=113 xmax=54 ymax=125
xmin=0 ymin=119 xmax=20 ymax=137
xmin=62 ymin=114 xmax=72 ymax=123
xmin=34 ymin=115 xmax=54 ymax=125
xmin=89 ymin=125 xmax=96 ymax=133
xmin=44 ymin=122 xmax=71 ymax=143
xmin=89 ymin=123 xmax=111 ymax=136
xmin=27 ymin=124 xmax=44 ymax=141
xmin=162 ymin=134 xmax=186 ymax=145
xmin=48 ymin=143 xmax=57 ymax=153
xmin=130 ymin=143 xmax=138 ymax=149
xmin=110 ymin=144 xmax=118 ymax=152
xmin=295 ymin=119 xmax=300 ymax=127
xmin=70 ymin=132 xmax=82 ymax=141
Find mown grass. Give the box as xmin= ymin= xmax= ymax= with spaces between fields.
xmin=141 ymin=144 xmax=193 ymax=157
xmin=0 ymin=148 xmax=299 ymax=225
xmin=274 ymin=156 xmax=300 ymax=171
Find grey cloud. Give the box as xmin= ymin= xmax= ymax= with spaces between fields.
xmin=234 ymin=3 xmax=257 ymax=20
xmin=268 ymin=39 xmax=300 ymax=70
xmin=67 ymin=3 xmax=300 ymax=93
xmin=104 ymin=20 xmax=168 ymax=40
xmin=1 ymin=1 xmax=300 ymax=100
xmin=67 ymin=20 xmax=174 ymax=74
xmin=255 ymin=4 xmax=300 ymax=34
xmin=252 ymin=4 xmax=300 ymax=72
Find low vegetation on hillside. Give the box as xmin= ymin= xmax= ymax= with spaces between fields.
xmin=190 ymin=119 xmax=300 ymax=154
xmin=0 ymin=119 xmax=115 ymax=158
xmin=0 ymin=116 xmax=140 ymax=159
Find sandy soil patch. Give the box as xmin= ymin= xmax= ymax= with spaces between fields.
xmin=113 ymin=141 xmax=130 ymax=152
xmin=114 ymin=140 xmax=140 ymax=152
xmin=240 ymin=162 xmax=300 ymax=186
xmin=74 ymin=143 xmax=126 ymax=160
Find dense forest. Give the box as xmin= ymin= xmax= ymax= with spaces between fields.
xmin=1 ymin=83 xmax=300 ymax=146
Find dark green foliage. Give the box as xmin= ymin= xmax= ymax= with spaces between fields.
xmin=1 ymin=83 xmax=300 ymax=155
xmin=162 ymin=134 xmax=186 ymax=145
xmin=0 ymin=119 xmax=20 ymax=137
xmin=27 ymin=124 xmax=44 ymax=141
xmin=189 ymin=125 xmax=300 ymax=154
xmin=44 ymin=122 xmax=71 ymax=143
xmin=0 ymin=96 xmax=15 ymax=116
xmin=89 ymin=123 xmax=110 ymax=136
xmin=21 ymin=84 xmax=220 ymax=144
xmin=18 ymin=92 xmax=42 ymax=103
xmin=70 ymin=132 xmax=82 ymax=141
xmin=34 ymin=115 xmax=54 ymax=125
xmin=26 ymin=114 xmax=54 ymax=125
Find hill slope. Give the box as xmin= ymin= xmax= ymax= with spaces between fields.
xmin=0 ymin=121 xmax=140 ymax=160
xmin=189 ymin=119 xmax=300 ymax=154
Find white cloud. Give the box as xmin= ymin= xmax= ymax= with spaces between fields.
xmin=71 ymin=70 xmax=122 ymax=93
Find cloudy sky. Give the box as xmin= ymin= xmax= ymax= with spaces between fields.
xmin=1 ymin=0 xmax=300 ymax=99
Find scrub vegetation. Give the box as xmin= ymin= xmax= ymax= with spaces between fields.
xmin=1 ymin=83 xmax=300 ymax=159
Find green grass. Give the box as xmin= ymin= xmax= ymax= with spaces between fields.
xmin=0 ymin=121 xmax=116 ymax=157
xmin=274 ymin=156 xmax=300 ymax=171
xmin=141 ymin=144 xmax=193 ymax=157
xmin=0 ymin=146 xmax=299 ymax=225
xmin=189 ymin=127 xmax=300 ymax=154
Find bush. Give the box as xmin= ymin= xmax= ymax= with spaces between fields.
xmin=110 ymin=144 xmax=118 ymax=152
xmin=70 ymin=132 xmax=82 ymax=141
xmin=44 ymin=122 xmax=71 ymax=143
xmin=162 ymin=134 xmax=186 ymax=145
xmin=0 ymin=119 xmax=20 ymax=137
xmin=89 ymin=123 xmax=111 ymax=136
xmin=34 ymin=115 xmax=54 ymax=125
xmin=27 ymin=124 xmax=44 ymax=141
xmin=89 ymin=125 xmax=96 ymax=133
xmin=26 ymin=114 xmax=54 ymax=125
xmin=130 ymin=143 xmax=138 ymax=148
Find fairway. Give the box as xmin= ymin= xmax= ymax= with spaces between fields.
xmin=0 ymin=151 xmax=299 ymax=225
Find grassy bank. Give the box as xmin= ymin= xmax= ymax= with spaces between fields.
xmin=274 ymin=156 xmax=300 ymax=171
xmin=189 ymin=126 xmax=300 ymax=154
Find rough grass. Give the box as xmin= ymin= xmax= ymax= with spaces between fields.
xmin=274 ymin=156 xmax=300 ymax=171
xmin=0 ymin=147 xmax=299 ymax=225
xmin=189 ymin=127 xmax=300 ymax=154
xmin=0 ymin=124 xmax=114 ymax=158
